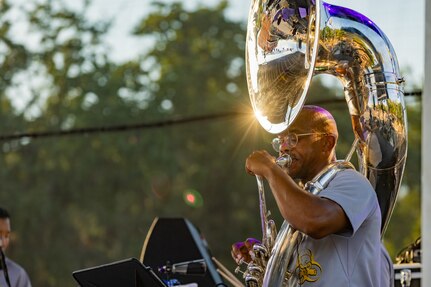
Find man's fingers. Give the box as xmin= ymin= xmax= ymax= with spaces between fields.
xmin=245 ymin=238 xmax=261 ymax=249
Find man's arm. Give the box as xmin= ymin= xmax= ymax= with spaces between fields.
xmin=246 ymin=150 xmax=349 ymax=239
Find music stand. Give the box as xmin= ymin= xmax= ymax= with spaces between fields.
xmin=72 ymin=258 xmax=167 ymax=287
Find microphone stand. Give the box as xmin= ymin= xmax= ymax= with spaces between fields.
xmin=0 ymin=247 xmax=11 ymax=287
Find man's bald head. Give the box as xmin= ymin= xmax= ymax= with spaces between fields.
xmin=287 ymin=105 xmax=338 ymax=141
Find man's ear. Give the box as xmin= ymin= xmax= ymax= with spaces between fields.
xmin=323 ymin=135 xmax=336 ymax=152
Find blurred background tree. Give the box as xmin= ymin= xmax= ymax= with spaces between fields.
xmin=0 ymin=0 xmax=421 ymax=286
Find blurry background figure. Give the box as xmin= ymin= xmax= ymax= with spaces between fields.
xmin=0 ymin=207 xmax=32 ymax=287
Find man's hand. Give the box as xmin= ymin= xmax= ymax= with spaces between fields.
xmin=245 ymin=150 xmax=276 ymax=177
xmin=231 ymin=238 xmax=261 ymax=265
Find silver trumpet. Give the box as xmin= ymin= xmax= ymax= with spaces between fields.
xmin=239 ymin=0 xmax=408 ymax=286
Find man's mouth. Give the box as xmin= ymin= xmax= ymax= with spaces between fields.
xmin=284 ymin=154 xmax=299 ymax=169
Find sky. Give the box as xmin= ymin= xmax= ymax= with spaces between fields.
xmin=84 ymin=0 xmax=425 ymax=91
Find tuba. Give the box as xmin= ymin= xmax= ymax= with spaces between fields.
xmin=240 ymin=0 xmax=408 ymax=286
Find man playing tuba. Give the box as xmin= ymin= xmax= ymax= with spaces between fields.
xmin=233 ymin=105 xmax=393 ymax=286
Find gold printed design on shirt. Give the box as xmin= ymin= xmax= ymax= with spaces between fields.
xmin=294 ymin=249 xmax=322 ymax=285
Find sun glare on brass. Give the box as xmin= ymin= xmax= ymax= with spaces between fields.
xmin=246 ymin=0 xmax=320 ymax=134
xmin=253 ymin=109 xmax=271 ymax=131
xmin=230 ymin=105 xmax=268 ymax=160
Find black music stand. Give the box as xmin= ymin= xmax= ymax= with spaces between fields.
xmin=72 ymin=258 xmax=167 ymax=287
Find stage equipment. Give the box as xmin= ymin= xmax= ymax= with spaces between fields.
xmin=394 ymin=263 xmax=421 ymax=287
xmin=72 ymin=258 xmax=167 ymax=287
xmin=393 ymin=237 xmax=422 ymax=287
xmin=241 ymin=0 xmax=408 ymax=286
xmin=396 ymin=237 xmax=421 ymax=264
xmin=140 ymin=217 xmax=225 ymax=286
xmin=158 ymin=259 xmax=207 ymax=276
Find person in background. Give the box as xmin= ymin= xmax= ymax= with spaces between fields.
xmin=0 ymin=207 xmax=32 ymax=287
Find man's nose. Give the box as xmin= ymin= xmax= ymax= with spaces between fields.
xmin=279 ymin=141 xmax=291 ymax=153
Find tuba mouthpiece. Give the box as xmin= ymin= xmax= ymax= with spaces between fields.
xmin=276 ymin=155 xmax=292 ymax=168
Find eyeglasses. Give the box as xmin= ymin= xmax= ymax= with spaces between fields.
xmin=272 ymin=132 xmax=329 ymax=152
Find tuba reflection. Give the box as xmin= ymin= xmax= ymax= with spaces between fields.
xmin=241 ymin=0 xmax=407 ymax=286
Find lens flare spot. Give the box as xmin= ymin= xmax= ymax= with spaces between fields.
xmin=186 ymin=193 xmax=195 ymax=204
xmin=183 ymin=189 xmax=203 ymax=208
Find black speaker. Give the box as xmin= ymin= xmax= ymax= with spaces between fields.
xmin=394 ymin=263 xmax=421 ymax=287
xmin=140 ymin=217 xmax=225 ymax=286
